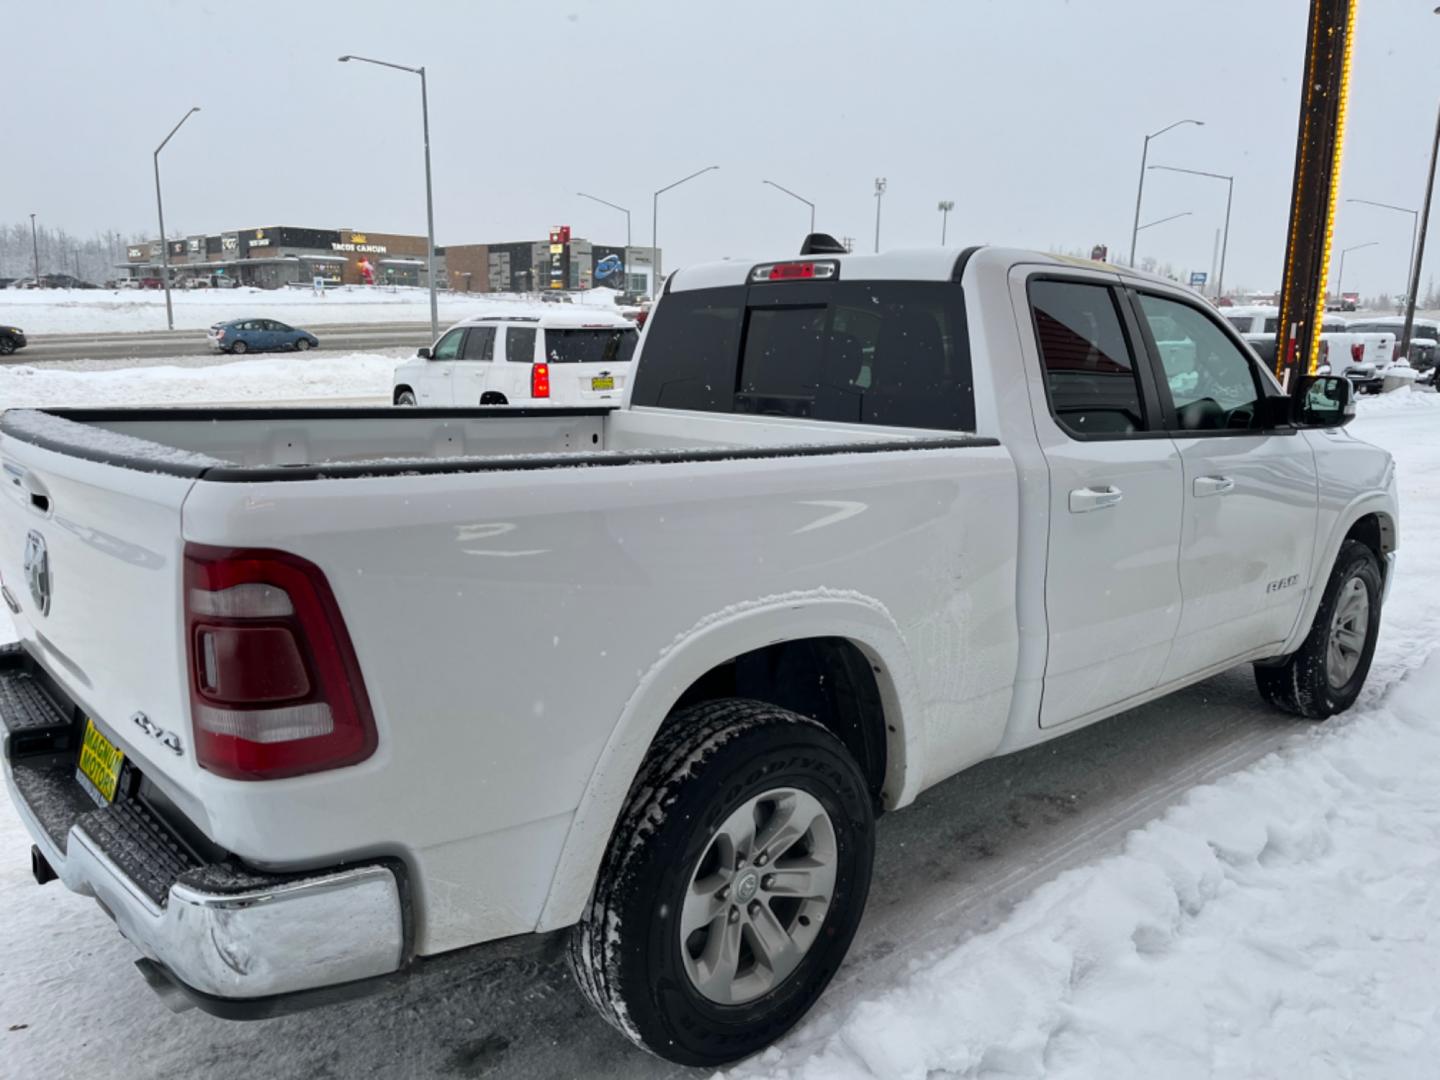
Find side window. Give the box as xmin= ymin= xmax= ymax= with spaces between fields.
xmin=462 ymin=326 xmax=495 ymax=361
xmin=1137 ymin=293 xmax=1261 ymax=431
xmin=628 ymin=287 xmax=746 ymax=410
xmin=432 ymin=328 xmax=465 ymax=361
xmin=1030 ymin=279 xmax=1147 ymax=437
xmin=506 ymin=327 xmax=537 ymax=363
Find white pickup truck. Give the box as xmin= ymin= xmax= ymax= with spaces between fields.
xmin=1224 ymin=305 xmax=1395 ymax=391
xmin=0 ymin=246 xmax=1398 ymax=1067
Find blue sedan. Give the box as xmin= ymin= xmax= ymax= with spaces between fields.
xmin=208 ymin=318 xmax=320 ymax=354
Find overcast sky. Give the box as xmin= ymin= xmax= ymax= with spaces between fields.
xmin=3 ymin=0 xmax=1437 ymax=296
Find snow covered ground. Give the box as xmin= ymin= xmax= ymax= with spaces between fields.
xmin=1 ymin=284 xmax=622 ymax=334
xmin=0 ymin=373 xmax=1436 ymax=1078
xmin=0 ymin=352 xmax=398 ymax=407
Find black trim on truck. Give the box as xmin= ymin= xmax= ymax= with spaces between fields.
xmin=0 ymin=407 xmax=999 ymax=483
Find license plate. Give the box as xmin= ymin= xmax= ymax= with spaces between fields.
xmin=77 ymin=718 xmax=125 ymax=805
xmin=591 ymin=376 xmax=615 ymax=391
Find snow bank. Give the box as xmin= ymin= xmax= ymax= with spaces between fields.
xmin=2 ymin=285 xmax=620 ymax=334
xmin=0 ymin=352 xmax=398 ymax=408
xmin=731 ymin=651 xmax=1440 ymax=1080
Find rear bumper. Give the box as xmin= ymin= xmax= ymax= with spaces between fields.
xmin=0 ymin=646 xmax=407 ymax=1005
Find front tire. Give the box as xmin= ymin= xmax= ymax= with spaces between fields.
xmin=1253 ymin=539 xmax=1382 ymax=719
xmin=570 ymin=699 xmax=874 ymax=1067
xmin=0 ymin=337 xmax=14 ymax=356
xmin=296 ymin=338 xmax=312 ymax=352
xmin=394 ymin=389 xmax=416 ymax=406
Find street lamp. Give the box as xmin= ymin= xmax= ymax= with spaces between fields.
xmin=1335 ymin=241 xmax=1379 ymax=302
xmin=652 ymin=165 xmax=718 ymax=293
xmin=339 ymin=54 xmax=439 ymax=341
xmin=153 ymin=106 xmax=200 ymax=330
xmin=761 ymin=179 xmax=816 ymax=234
xmin=577 ymin=192 xmax=631 ymax=247
xmin=1129 ymin=119 xmax=1204 ymax=266
xmin=938 ymin=200 xmax=955 ymax=245
xmin=29 ymin=213 xmax=39 ymax=286
xmin=1136 ymin=210 xmax=1193 ymax=232
xmin=873 ymin=177 xmax=887 ymax=253
xmin=1396 ymin=8 xmax=1440 ymax=360
xmin=1346 ymin=199 xmax=1418 ymax=302
xmin=1148 ymin=164 xmax=1233 ymax=298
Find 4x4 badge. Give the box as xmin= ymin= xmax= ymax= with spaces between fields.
xmin=132 ymin=712 xmax=183 ymax=756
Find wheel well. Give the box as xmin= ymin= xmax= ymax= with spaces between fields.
xmin=393 ymin=385 xmax=413 ymax=403
xmin=1345 ymin=512 xmax=1394 ymax=561
xmin=480 ymin=391 xmax=509 ymax=405
xmin=670 ymin=637 xmax=889 ymax=810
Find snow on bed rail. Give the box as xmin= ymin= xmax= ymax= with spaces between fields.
xmin=0 ymin=410 xmax=228 ymax=471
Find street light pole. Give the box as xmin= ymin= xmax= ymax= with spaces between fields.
xmin=153 ymin=106 xmax=200 ymax=330
xmin=577 ymin=192 xmax=632 ymax=247
xmin=1336 ymin=241 xmax=1379 ymax=299
xmin=873 ymin=177 xmax=887 ymax=253
xmin=1346 ymin=198 xmax=1419 ymax=302
xmin=1148 ymin=163 xmax=1233 ymax=297
xmin=29 ymin=213 xmax=39 ymax=285
xmin=1400 ymin=96 xmax=1440 ymax=363
xmin=1136 ymin=210 xmax=1194 ymax=232
xmin=938 ymin=200 xmax=954 ymax=244
xmin=1129 ymin=119 xmax=1204 ymax=267
xmin=652 ymin=165 xmax=719 ymax=294
xmin=761 ymin=180 xmax=816 ymax=234
xmin=339 ymin=54 xmax=439 ymax=341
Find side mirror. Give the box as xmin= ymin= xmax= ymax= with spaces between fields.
xmin=1293 ymin=373 xmax=1355 ymax=428
xmin=416 ymin=346 xmax=431 ymax=360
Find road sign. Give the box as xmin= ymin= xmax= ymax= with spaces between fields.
xmin=1189 ymin=271 xmax=1208 ymax=287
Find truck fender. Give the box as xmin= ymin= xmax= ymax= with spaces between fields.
xmin=534 ymin=590 xmax=922 ymax=933
xmin=1282 ymin=490 xmax=1397 ymax=655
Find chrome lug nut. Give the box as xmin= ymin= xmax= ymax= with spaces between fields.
xmin=728 ymin=906 xmax=741 ymax=924
xmin=761 ymin=874 xmax=775 ymax=890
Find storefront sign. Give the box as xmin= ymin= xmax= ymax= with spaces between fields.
xmin=127 ymin=247 xmax=144 ymax=260
xmin=222 ymin=235 xmax=238 ymax=252
xmin=332 ymin=237 xmax=388 ymax=254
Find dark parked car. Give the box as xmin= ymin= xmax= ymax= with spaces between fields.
xmin=0 ymin=325 xmax=26 ymax=355
xmin=207 ymin=318 xmax=320 ymax=354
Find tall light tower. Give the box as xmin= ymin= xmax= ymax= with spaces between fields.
xmin=937 ymin=200 xmax=955 ymax=245
xmin=873 ymin=177 xmax=887 ymax=253
xmin=153 ymin=106 xmax=201 ymax=330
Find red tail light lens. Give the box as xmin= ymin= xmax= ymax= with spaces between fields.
xmin=184 ymin=544 xmax=377 ymax=780
xmin=748 ymin=260 xmax=838 ymax=283
xmin=1351 ymin=341 xmax=1365 ymax=362
xmin=532 ymin=362 xmax=550 ymax=398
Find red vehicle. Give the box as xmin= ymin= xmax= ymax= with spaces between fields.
xmin=1340 ymin=291 xmax=1360 ymax=312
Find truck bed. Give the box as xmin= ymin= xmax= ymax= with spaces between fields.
xmin=0 ymin=406 xmax=996 ymax=481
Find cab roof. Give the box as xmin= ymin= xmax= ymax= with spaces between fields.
xmin=457 ymin=309 xmax=633 ymax=330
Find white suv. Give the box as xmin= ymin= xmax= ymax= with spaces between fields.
xmin=394 ymin=311 xmax=639 ymax=407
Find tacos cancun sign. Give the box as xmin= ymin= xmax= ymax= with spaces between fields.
xmin=332 ymin=233 xmax=388 ymax=254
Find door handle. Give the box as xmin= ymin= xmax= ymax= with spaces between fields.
xmin=1068 ymin=485 xmax=1123 ymax=513
xmin=1193 ymin=475 xmax=1235 ymax=497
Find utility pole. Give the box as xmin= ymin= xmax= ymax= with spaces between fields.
xmin=1399 ymin=97 xmax=1440 ymax=364
xmin=938 ymin=200 xmax=954 ymax=244
xmin=873 ymin=177 xmax=887 ymax=253
xmin=30 ymin=213 xmax=40 ymax=284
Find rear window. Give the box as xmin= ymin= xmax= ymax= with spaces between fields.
xmin=544 ymin=327 xmax=638 ymax=364
xmin=630 ymin=281 xmax=974 ymax=431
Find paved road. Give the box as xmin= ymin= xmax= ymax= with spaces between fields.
xmin=5 ymin=322 xmax=433 ymax=364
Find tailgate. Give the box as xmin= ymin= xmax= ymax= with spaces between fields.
xmin=573 ymin=361 xmax=630 ymax=402
xmin=0 ymin=435 xmax=200 ymax=799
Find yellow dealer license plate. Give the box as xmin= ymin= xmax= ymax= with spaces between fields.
xmin=591 ymin=376 xmax=615 ymax=391
xmin=77 ymin=718 xmax=125 ymax=805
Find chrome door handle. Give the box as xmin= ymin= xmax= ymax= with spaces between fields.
xmin=1193 ymin=475 xmax=1235 ymax=497
xmin=1069 ymin=485 xmax=1124 ymax=513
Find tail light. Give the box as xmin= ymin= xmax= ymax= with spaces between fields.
xmin=184 ymin=545 xmax=377 ymax=780
xmin=749 ymin=259 xmax=839 ymax=283
xmin=532 ymin=362 xmax=550 ymax=399
xmin=1351 ymin=341 xmax=1365 ymax=363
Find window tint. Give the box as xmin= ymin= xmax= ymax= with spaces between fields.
xmin=432 ymin=328 xmax=465 ymax=361
xmin=1225 ymin=315 xmax=1253 ymax=333
xmin=544 ymin=328 xmax=638 ymax=365
xmin=270 ymin=321 xmax=292 ymax=332
xmin=462 ymin=325 xmax=496 ymax=361
xmin=1030 ymin=280 xmax=1146 ymax=436
xmin=506 ymin=326 xmax=537 ymax=363
xmin=629 ymin=282 xmax=973 ymax=430
xmin=1264 ymin=317 xmax=1279 ymax=334
xmin=1138 ymin=293 xmax=1262 ymax=431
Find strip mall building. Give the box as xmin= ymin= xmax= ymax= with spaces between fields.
xmin=120 ymin=226 xmax=660 ymax=296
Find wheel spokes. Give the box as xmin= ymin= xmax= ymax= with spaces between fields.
xmin=754 ymin=790 xmax=825 ymax=863
xmin=692 ymin=912 xmax=744 ymax=1001
xmin=745 ymin=903 xmax=804 ymax=983
xmin=763 ymin=857 xmax=836 ymax=901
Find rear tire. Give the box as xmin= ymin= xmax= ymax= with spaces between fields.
xmin=1252 ymin=539 xmax=1382 ymax=720
xmin=231 ymin=340 xmax=248 ymax=355
xmin=394 ymin=389 xmax=416 ymax=406
xmin=569 ymin=699 xmax=874 ymax=1067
